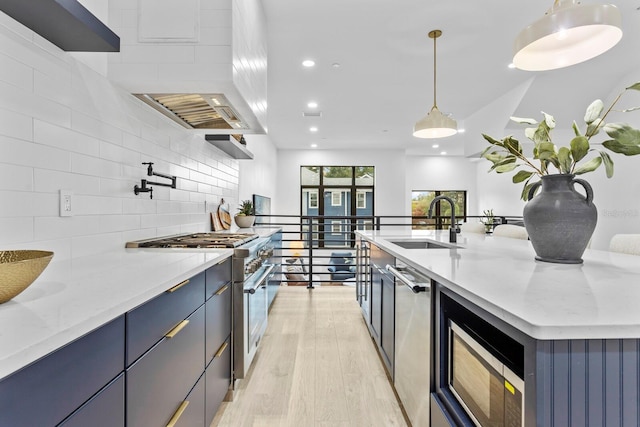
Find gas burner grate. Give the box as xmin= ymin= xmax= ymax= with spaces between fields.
xmin=126 ymin=232 xmax=259 ymax=248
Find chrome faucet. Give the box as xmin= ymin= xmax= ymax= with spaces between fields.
xmin=428 ymin=195 xmax=458 ymax=243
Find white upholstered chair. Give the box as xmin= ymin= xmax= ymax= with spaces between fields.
xmin=492 ymin=224 xmax=529 ymax=240
xmin=609 ymin=234 xmax=640 ymax=256
xmin=459 ymin=222 xmax=486 ymax=234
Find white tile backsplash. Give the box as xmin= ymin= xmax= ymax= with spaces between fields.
xmin=0 ymin=108 xmax=32 ymax=140
xmin=0 ymin=163 xmax=33 ymax=191
xmin=0 ymin=18 xmax=240 ymax=257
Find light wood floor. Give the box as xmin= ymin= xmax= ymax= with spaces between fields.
xmin=211 ymin=286 xmax=408 ymax=427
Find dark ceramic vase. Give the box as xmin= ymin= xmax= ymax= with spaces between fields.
xmin=523 ymin=174 xmax=597 ymax=264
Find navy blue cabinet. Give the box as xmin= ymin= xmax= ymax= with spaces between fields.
xmin=0 ymin=258 xmax=233 ymax=427
xmin=126 ymin=271 xmax=206 ymax=366
xmin=206 ymin=336 xmax=232 ymax=424
xmin=205 ymin=257 xmax=231 ymax=300
xmin=206 ymin=260 xmax=232 ymax=365
xmin=171 ymin=373 xmax=206 ymax=427
xmin=0 ymin=315 xmax=125 ymax=426
xmin=59 ymin=373 xmax=125 ymax=427
xmin=126 ymin=304 xmax=206 ymax=426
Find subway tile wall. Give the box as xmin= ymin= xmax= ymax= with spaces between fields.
xmin=0 ymin=15 xmax=239 ymax=260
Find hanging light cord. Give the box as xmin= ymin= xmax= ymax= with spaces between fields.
xmin=428 ymin=30 xmax=442 ymax=109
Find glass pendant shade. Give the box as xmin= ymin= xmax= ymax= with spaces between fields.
xmin=414 ymin=29 xmax=457 ymax=139
xmin=513 ymin=1 xmax=622 ymax=71
xmin=413 ymin=106 xmax=457 ymax=138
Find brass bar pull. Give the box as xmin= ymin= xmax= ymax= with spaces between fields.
xmin=167 ymin=279 xmax=189 ymax=293
xmin=166 ymin=400 xmax=189 ymax=427
xmin=214 ymin=284 xmax=229 ymax=296
xmin=165 ymin=320 xmax=189 ymax=338
xmin=214 ymin=342 xmax=229 ymax=358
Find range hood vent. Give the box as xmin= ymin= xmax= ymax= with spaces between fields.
xmin=134 ymin=93 xmax=250 ymax=130
xmin=0 ymin=0 xmax=120 ymax=52
xmin=205 ymin=134 xmax=253 ymax=160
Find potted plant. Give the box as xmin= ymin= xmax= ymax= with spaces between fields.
xmin=234 ymin=200 xmax=256 ymax=228
xmin=481 ymin=209 xmax=494 ymax=233
xmin=481 ymin=82 xmax=640 ymax=263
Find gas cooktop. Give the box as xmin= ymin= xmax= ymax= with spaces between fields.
xmin=126 ymin=232 xmax=258 ymax=248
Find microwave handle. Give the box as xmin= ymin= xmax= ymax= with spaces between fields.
xmin=244 ymin=264 xmax=275 ymax=294
xmin=386 ymin=265 xmax=429 ymax=293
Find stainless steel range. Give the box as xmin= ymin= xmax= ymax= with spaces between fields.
xmin=126 ymin=231 xmax=279 ymax=382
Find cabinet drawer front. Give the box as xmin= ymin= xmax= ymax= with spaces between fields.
xmin=205 ymin=281 xmax=231 ymax=364
xmin=126 ymin=304 xmax=205 ymax=427
xmin=126 ymin=271 xmax=205 ymax=365
xmin=205 ymin=257 xmax=231 ymax=300
xmin=171 ymin=373 xmax=205 ymax=427
xmin=0 ymin=316 xmax=125 ymax=426
xmin=206 ymin=337 xmax=232 ymax=425
xmin=59 ymin=373 xmax=125 ymax=427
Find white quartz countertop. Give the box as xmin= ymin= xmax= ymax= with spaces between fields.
xmin=0 ymin=247 xmax=232 ymax=381
xmin=358 ymin=229 xmax=640 ymax=341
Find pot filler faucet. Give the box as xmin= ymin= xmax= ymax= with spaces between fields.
xmin=428 ymin=195 xmax=458 ymax=243
xmin=133 ymin=162 xmax=177 ymax=199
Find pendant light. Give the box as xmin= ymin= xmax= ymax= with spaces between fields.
xmin=413 ymin=30 xmax=457 ymax=139
xmin=513 ymin=0 xmax=622 ymax=71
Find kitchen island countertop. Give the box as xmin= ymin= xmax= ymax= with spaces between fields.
xmin=357 ymin=229 xmax=640 ymax=341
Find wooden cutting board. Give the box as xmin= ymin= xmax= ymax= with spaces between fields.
xmin=211 ymin=210 xmax=224 ymax=231
xmin=218 ymin=200 xmax=232 ymax=229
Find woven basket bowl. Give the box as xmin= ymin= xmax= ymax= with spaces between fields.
xmin=0 ymin=250 xmax=54 ymax=303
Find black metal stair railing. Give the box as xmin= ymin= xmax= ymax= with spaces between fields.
xmin=260 ymin=214 xmax=523 ymax=289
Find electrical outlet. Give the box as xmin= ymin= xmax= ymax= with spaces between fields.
xmin=60 ymin=190 xmax=73 ymax=217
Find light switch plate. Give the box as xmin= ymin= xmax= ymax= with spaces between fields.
xmin=60 ymin=190 xmax=73 ymax=217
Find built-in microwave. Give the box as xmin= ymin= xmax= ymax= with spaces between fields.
xmin=449 ymin=321 xmax=524 ymax=427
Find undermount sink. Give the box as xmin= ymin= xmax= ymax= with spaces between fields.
xmin=389 ymin=240 xmax=462 ymax=250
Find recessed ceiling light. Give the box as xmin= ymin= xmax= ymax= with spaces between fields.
xmin=332 ymin=62 xmax=341 ymax=68
xmin=440 ymin=151 xmax=447 ymax=155
xmin=310 ymin=127 xmax=318 ymax=132
xmin=457 ymin=128 xmax=466 ymax=133
xmin=432 ymin=144 xmax=439 ymax=148
xmin=311 ymin=143 xmax=318 ymax=148
xmin=302 ymin=59 xmax=315 ymax=67
xmin=508 ymin=63 xmax=516 ymax=69
xmin=307 ymin=101 xmax=318 ymax=108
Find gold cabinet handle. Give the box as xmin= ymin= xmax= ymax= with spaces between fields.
xmin=214 ymin=284 xmax=229 ymax=296
xmin=165 ymin=320 xmax=189 ymax=338
xmin=167 ymin=279 xmax=189 ymax=293
xmin=214 ymin=341 xmax=229 ymax=358
xmin=166 ymin=400 xmax=189 ymax=427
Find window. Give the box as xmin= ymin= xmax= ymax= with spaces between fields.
xmin=331 ymin=191 xmax=342 ymax=206
xmin=300 ymin=166 xmax=375 ymax=248
xmin=411 ymin=190 xmax=467 ymax=230
xmin=309 ymin=190 xmax=318 ymax=208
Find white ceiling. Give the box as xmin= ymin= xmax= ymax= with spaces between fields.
xmin=262 ymin=0 xmax=640 ymax=156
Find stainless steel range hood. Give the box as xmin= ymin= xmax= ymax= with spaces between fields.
xmin=134 ymin=93 xmax=250 ymax=130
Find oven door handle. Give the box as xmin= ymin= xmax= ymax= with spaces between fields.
xmin=386 ymin=265 xmax=429 ymax=293
xmin=244 ymin=264 xmax=276 ymax=294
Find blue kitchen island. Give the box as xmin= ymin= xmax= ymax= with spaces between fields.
xmin=356 ymin=229 xmax=640 ymax=427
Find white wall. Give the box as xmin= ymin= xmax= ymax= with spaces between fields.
xmin=239 ymin=134 xmax=278 ymax=203
xmin=0 ymin=14 xmax=247 ymax=259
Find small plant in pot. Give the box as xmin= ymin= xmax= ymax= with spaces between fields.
xmin=235 ymin=200 xmax=256 ymax=228
xmin=481 ymin=82 xmax=640 ymax=263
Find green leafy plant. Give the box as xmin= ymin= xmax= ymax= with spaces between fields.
xmin=482 ymin=209 xmax=494 ymax=225
xmin=481 ymin=83 xmax=640 ymax=200
xmin=237 ymin=200 xmax=254 ymax=216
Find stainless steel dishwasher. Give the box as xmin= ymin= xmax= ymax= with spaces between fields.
xmin=387 ymin=262 xmax=431 ymax=427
